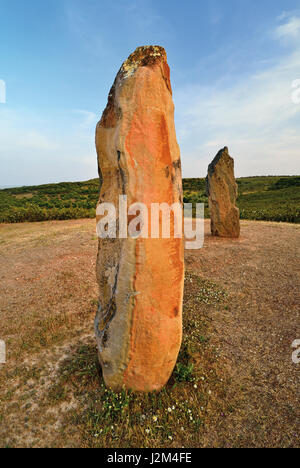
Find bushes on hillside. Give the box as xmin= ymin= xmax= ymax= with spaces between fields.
xmin=0 ymin=177 xmax=299 ymax=224
xmin=0 ymin=205 xmax=96 ymax=223
xmin=239 ymin=207 xmax=300 ymax=223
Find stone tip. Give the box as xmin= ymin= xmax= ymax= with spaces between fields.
xmin=121 ymin=45 xmax=167 ymax=78
xmin=208 ymin=146 xmax=231 ymax=176
xmin=100 ymin=45 xmax=170 ymax=129
xmin=129 ymin=45 xmax=167 ymax=62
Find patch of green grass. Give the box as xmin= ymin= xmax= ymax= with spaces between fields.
xmin=78 ymin=382 xmax=206 ymax=447
xmin=48 ymin=383 xmax=68 ymax=403
xmin=175 ymin=362 xmax=195 ymax=382
xmin=60 ymin=345 xmax=99 ymax=382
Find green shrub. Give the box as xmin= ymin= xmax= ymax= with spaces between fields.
xmin=1 ymin=176 xmax=299 ymax=224
xmin=175 ymin=362 xmax=194 ymax=382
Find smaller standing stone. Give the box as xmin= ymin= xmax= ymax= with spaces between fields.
xmin=206 ymin=147 xmax=240 ymax=238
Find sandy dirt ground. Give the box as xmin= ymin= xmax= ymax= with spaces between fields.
xmin=186 ymin=220 xmax=300 ymax=446
xmin=0 ymin=218 xmax=299 ymax=447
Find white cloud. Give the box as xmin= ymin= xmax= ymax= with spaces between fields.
xmin=0 ymin=109 xmax=58 ymax=152
xmin=0 ymin=107 xmax=98 ymax=186
xmin=277 ymin=11 xmax=289 ymax=22
xmin=71 ymin=109 xmax=98 ymax=129
xmin=175 ymin=16 xmax=300 ymax=177
xmin=274 ymin=16 xmax=300 ymax=40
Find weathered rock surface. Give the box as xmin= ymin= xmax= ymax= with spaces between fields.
xmin=206 ymin=147 xmax=240 ymax=238
xmin=95 ymin=46 xmax=184 ymax=392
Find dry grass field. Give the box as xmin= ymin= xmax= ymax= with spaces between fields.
xmin=0 ymin=219 xmax=299 ymax=448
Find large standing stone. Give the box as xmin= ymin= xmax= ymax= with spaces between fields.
xmin=206 ymin=147 xmax=240 ymax=238
xmin=95 ymin=46 xmax=184 ymax=392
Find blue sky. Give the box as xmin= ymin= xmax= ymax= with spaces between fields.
xmin=0 ymin=0 xmax=300 ymax=185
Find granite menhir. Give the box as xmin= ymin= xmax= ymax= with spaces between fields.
xmin=95 ymin=46 xmax=184 ymax=392
xmin=206 ymin=147 xmax=240 ymax=238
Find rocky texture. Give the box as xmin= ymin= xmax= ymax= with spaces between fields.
xmin=95 ymin=46 xmax=184 ymax=392
xmin=206 ymin=147 xmax=240 ymax=238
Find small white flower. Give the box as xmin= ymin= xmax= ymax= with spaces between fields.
xmin=153 ymin=416 xmax=158 ymax=422
xmin=194 ymin=384 xmax=198 ymax=389
xmin=145 ymin=429 xmax=150 ymax=434
xmin=208 ymin=390 xmax=212 ymax=395
xmin=168 ymin=407 xmax=172 ymax=413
